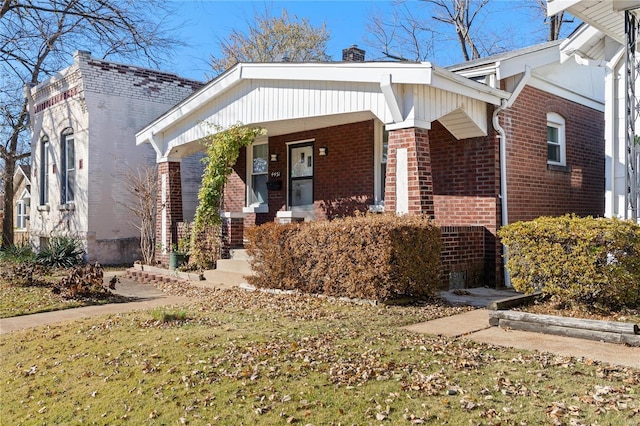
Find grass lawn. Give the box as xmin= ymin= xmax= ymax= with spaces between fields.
xmin=0 ymin=278 xmax=130 ymax=319
xmin=1 ymin=285 xmax=638 ymax=425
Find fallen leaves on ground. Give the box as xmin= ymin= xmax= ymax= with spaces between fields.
xmin=3 ymin=279 xmax=639 ymax=424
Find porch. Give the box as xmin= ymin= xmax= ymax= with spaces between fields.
xmin=135 ymin=61 xmax=510 ymax=287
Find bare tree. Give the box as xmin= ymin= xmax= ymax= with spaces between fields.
xmin=428 ymin=0 xmax=489 ymax=61
xmin=365 ymin=0 xmax=577 ymax=66
xmin=365 ymin=0 xmax=492 ymax=63
xmin=119 ymin=165 xmax=158 ymax=265
xmin=365 ymin=2 xmax=436 ymax=61
xmin=533 ymin=0 xmax=574 ymax=41
xmin=210 ymin=8 xmax=331 ymax=75
xmin=0 ymin=0 xmax=181 ymax=248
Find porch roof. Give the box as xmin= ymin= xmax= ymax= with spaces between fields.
xmin=136 ymin=61 xmax=510 ymax=161
xmin=550 ymin=1 xmax=639 ymax=67
xmin=547 ymin=0 xmax=638 ymax=45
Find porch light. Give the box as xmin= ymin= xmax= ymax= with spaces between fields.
xmin=318 ymin=147 xmax=328 ymax=156
xmin=270 ymin=153 xmax=278 ymax=162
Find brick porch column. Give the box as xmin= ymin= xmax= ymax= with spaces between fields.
xmin=220 ymin=212 xmax=245 ymax=259
xmin=384 ymin=127 xmax=434 ymax=217
xmin=156 ymin=159 xmax=183 ymax=265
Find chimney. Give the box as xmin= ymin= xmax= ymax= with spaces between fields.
xmin=342 ymin=45 xmax=365 ymax=62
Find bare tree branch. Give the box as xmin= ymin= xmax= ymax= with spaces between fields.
xmin=0 ymin=0 xmax=182 ymax=247
xmin=118 ymin=164 xmax=158 ymax=265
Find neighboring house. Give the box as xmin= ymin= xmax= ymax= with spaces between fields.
xmin=136 ymin=44 xmax=605 ymax=288
xmin=546 ymin=0 xmax=640 ymax=222
xmin=12 ymin=165 xmax=31 ymax=245
xmin=26 ymin=51 xmax=204 ymax=264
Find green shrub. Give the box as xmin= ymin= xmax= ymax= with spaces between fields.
xmin=36 ymin=235 xmax=85 ymax=268
xmin=498 ymin=215 xmax=640 ymax=309
xmin=0 ymin=244 xmax=35 ymax=263
xmin=245 ymin=214 xmax=442 ymax=301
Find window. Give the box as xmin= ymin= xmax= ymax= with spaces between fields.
xmin=39 ymin=136 xmax=49 ymax=205
xmin=547 ymin=112 xmax=565 ymax=166
xmin=16 ymin=200 xmax=27 ymax=230
xmin=249 ymin=143 xmax=268 ymax=206
xmin=61 ymin=128 xmax=75 ymax=204
xmin=381 ymin=130 xmax=388 ymax=201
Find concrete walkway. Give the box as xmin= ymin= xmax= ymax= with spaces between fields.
xmin=403 ymin=309 xmax=640 ymax=369
xmin=0 ymin=272 xmax=190 ymax=335
xmin=1 ymin=277 xmax=638 ymax=369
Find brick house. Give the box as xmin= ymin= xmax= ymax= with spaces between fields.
xmin=26 ymin=51 xmax=204 ymax=264
xmin=546 ymin=0 xmax=640 ymax=222
xmin=12 ymin=165 xmax=31 ymax=245
xmin=136 ymin=44 xmax=605 ymax=288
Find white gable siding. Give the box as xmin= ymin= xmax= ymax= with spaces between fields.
xmin=155 ymin=76 xmax=494 ymax=158
xmin=161 ymin=79 xmax=393 ymax=150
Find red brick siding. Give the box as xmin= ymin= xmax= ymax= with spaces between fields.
xmin=440 ymin=226 xmax=487 ymax=289
xmin=263 ymin=120 xmax=375 ymax=221
xmin=428 ymin=120 xmax=501 ymax=286
xmin=156 ymin=161 xmax=183 ymax=265
xmin=221 ymin=216 xmax=244 ymax=258
xmin=225 ymin=148 xmax=247 ymax=213
xmin=384 ymin=127 xmax=434 ymax=216
xmin=501 ymin=85 xmax=605 ymax=221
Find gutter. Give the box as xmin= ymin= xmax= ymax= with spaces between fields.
xmin=492 ymin=65 xmax=531 ymax=288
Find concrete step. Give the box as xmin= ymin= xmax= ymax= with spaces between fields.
xmin=216 ymin=258 xmax=253 ymax=275
xmin=201 ymin=269 xmax=249 ymax=289
xmin=229 ymin=249 xmax=251 ymax=261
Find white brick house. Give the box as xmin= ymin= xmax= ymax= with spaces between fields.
xmin=26 ymin=51 xmax=204 ymax=264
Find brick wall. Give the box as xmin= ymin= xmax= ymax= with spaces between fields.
xmin=225 ymin=147 xmax=248 ymax=214
xmin=428 ymin=120 xmax=501 ymax=285
xmin=384 ymin=127 xmax=434 ymax=216
xmin=236 ymin=120 xmax=376 ymax=223
xmin=440 ymin=226 xmax=487 ymax=289
xmin=501 ymin=85 xmax=605 ymax=221
xmin=81 ymin=52 xmax=203 ymax=103
xmin=156 ymin=161 xmax=183 ymax=265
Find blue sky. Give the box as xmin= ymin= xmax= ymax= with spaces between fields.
xmin=164 ymin=0 xmax=578 ymax=81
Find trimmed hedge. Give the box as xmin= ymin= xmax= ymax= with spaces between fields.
xmin=245 ymin=214 xmax=442 ymax=301
xmin=498 ymin=215 xmax=640 ymax=309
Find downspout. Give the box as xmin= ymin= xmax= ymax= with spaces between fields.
xmin=492 ymin=65 xmax=531 ymax=288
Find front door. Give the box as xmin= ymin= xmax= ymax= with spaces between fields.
xmin=289 ymin=142 xmax=314 ymax=208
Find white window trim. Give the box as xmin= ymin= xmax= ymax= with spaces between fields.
xmin=373 ymin=121 xmax=383 ymax=205
xmin=15 ymin=200 xmax=27 ymax=230
xmin=61 ymin=129 xmax=75 ymax=204
xmin=40 ymin=137 xmax=49 ymax=206
xmin=244 ymin=137 xmax=269 ymax=213
xmin=547 ymin=112 xmax=566 ymax=166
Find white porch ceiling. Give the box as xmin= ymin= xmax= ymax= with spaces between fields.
xmin=548 ymin=0 xmax=639 ymax=44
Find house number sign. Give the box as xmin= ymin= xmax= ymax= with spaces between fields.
xmin=270 ymin=171 xmax=281 ymax=178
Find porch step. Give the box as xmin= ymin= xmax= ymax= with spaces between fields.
xmin=228 ymin=249 xmax=251 ymax=261
xmin=216 ymin=258 xmax=253 ymax=275
xmin=125 ymin=268 xmax=190 ymax=286
xmin=201 ymin=270 xmax=249 ymax=289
